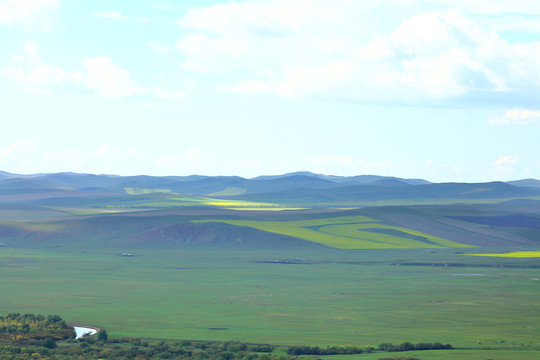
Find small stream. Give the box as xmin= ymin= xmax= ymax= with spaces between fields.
xmin=74 ymin=326 xmax=98 ymax=339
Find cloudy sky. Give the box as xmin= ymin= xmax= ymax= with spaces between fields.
xmin=1 ymin=0 xmax=539 ymax=182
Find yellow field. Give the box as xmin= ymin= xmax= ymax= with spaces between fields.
xmin=194 ymin=216 xmax=470 ymax=249
xmin=466 ymin=251 xmax=540 ymax=258
xmin=202 ymin=200 xmax=277 ymax=208
xmin=319 ymin=223 xmax=467 ymax=248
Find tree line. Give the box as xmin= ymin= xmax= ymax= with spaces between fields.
xmin=378 ymin=341 xmax=453 ymax=352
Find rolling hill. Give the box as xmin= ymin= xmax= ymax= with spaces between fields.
xmin=0 ymin=170 xmax=539 ymax=251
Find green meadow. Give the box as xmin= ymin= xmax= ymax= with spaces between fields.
xmin=1 ymin=246 xmax=539 ymax=352
xmin=324 ymin=349 xmax=540 ymax=360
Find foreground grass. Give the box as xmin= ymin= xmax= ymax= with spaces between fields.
xmin=324 ymin=348 xmax=540 ymax=360
xmin=0 ymin=247 xmax=538 ymax=349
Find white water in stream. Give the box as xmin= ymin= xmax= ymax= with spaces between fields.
xmin=74 ymin=326 xmax=97 ymax=339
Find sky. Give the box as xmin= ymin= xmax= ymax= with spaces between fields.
xmin=1 ymin=0 xmax=539 ymax=182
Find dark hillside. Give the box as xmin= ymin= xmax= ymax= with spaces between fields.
xmin=0 ymin=215 xmax=187 ymax=246
xmin=0 ymin=212 xmax=326 ymax=249
xmin=237 ymin=181 xmax=540 ymax=203
xmin=0 ymin=203 xmax=71 ymax=221
xmin=120 ymin=222 xmax=325 ymax=249
xmin=243 ymin=175 xmax=338 ymax=194
xmin=415 ymin=181 xmax=540 ymax=199
xmin=507 ymin=178 xmax=540 ymax=189
xmin=0 ymin=171 xmax=13 ymax=180
xmin=363 ymin=206 xmax=540 ymax=247
xmin=0 ymin=189 xmax=119 ymax=204
xmin=369 ymin=178 xmax=412 ymax=187
xmin=0 ymin=178 xmax=68 ymax=195
xmin=449 ymin=214 xmax=540 ymax=229
xmin=36 ymin=172 xmax=125 ymax=188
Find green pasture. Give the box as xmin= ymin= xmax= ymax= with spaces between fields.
xmin=0 ymin=247 xmax=539 ymax=350
xmin=194 ymin=216 xmax=470 ymax=249
xmin=324 ymin=348 xmax=540 ymax=360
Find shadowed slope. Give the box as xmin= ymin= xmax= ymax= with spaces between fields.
xmin=119 ymin=222 xmax=327 ymax=249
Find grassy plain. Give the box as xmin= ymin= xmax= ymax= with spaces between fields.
xmin=1 ymin=246 xmax=539 ymax=350
xmin=324 ymin=348 xmax=540 ymax=360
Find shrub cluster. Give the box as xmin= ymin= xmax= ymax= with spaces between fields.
xmin=287 ymin=344 xmax=373 ymax=355
xmin=378 ymin=341 xmax=452 ymax=352
xmin=0 ymin=334 xmax=282 ymax=360
xmin=0 ymin=313 xmax=455 ymax=360
xmin=0 ymin=313 xmax=75 ymax=344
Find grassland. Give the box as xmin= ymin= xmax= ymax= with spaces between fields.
xmin=1 ymin=246 xmax=539 ymax=350
xmin=194 ymin=216 xmax=470 ymax=249
xmin=324 ymin=348 xmax=540 ymax=360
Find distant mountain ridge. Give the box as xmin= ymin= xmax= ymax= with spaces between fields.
xmin=507 ymin=178 xmax=540 ymax=189
xmin=252 ymin=171 xmax=431 ymax=185
xmin=0 ymin=170 xmax=539 ymax=205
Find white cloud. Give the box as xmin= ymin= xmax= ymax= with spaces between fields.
xmin=0 ymin=140 xmax=36 ymax=173
xmin=0 ymin=140 xmax=35 ymax=157
xmin=1 ymin=42 xmax=180 ymax=100
xmin=493 ymin=155 xmax=520 ymax=177
xmin=1 ymin=65 xmax=83 ymax=94
xmin=0 ymin=40 xmax=83 ymax=94
xmin=175 ymin=0 xmax=540 ymax=106
xmin=182 ymin=148 xmax=218 ymax=165
xmin=83 ymin=56 xmax=145 ymax=98
xmin=39 ymin=146 xmax=143 ymax=174
xmin=495 ymin=156 xmax=519 ymax=166
xmin=40 ymin=150 xmax=86 ymax=172
xmin=490 ymin=109 xmax=540 ymax=125
xmin=0 ymin=0 xmax=61 ymax=30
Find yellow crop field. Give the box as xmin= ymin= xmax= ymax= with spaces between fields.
xmin=466 ymin=251 xmax=540 ymax=258
xmin=319 ymin=223 xmax=470 ymax=248
xmin=202 ymin=200 xmax=277 ymax=208
xmin=194 ymin=215 xmax=470 ymax=249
